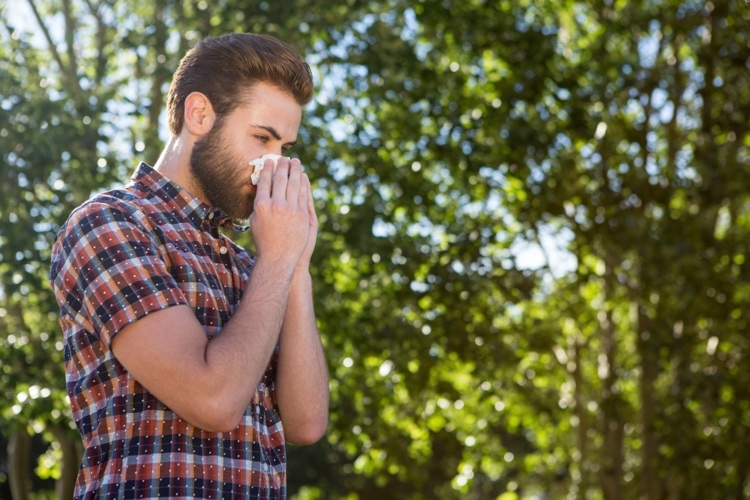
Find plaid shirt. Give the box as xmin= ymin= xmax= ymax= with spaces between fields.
xmin=49 ymin=163 xmax=286 ymax=499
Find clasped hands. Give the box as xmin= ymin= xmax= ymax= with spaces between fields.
xmin=250 ymin=156 xmax=318 ymax=273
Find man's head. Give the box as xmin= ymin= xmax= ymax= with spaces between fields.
xmin=161 ymin=33 xmax=312 ymax=220
xmin=167 ymin=33 xmax=313 ymax=137
xmin=188 ymin=82 xmax=302 ymax=220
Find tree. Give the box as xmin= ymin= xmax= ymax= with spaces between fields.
xmin=2 ymin=0 xmax=749 ymax=498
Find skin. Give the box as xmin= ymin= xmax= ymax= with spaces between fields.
xmin=110 ymin=82 xmax=329 ymax=444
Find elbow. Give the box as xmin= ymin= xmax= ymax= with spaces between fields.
xmin=189 ymin=394 xmax=247 ymax=433
xmin=286 ymin=414 xmax=329 ymax=446
xmin=201 ymin=412 xmax=244 ymax=434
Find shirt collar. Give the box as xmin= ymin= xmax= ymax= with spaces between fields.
xmin=130 ymin=162 xmax=250 ymax=233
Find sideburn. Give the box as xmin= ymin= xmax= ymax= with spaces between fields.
xmin=189 ymin=119 xmax=252 ymax=219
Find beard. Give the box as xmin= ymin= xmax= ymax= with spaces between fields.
xmin=189 ymin=120 xmax=254 ymax=220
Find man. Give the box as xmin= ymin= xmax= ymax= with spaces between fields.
xmin=48 ymin=33 xmax=329 ymax=499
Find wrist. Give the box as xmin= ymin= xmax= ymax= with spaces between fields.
xmin=253 ymin=255 xmax=299 ymax=280
xmin=293 ymin=264 xmax=312 ymax=280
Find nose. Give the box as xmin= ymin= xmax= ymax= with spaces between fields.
xmin=257 ymin=148 xmax=283 ymax=158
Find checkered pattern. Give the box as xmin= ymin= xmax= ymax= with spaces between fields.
xmin=49 ymin=163 xmax=287 ymax=499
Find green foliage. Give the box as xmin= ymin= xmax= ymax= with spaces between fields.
xmin=2 ymin=0 xmax=750 ymax=498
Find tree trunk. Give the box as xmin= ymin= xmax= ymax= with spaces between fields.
xmin=8 ymin=427 xmax=31 ymax=500
xmin=637 ymin=304 xmax=662 ymax=500
xmin=144 ymin=0 xmax=169 ymax=163
xmin=734 ymin=403 xmax=748 ymax=500
xmin=600 ymin=259 xmax=623 ymax=500
xmin=51 ymin=425 xmax=81 ymax=500
xmin=736 ymin=461 xmax=747 ymax=500
xmin=571 ymin=334 xmax=589 ymax=494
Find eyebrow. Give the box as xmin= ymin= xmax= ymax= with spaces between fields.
xmin=253 ymin=124 xmax=297 ymax=146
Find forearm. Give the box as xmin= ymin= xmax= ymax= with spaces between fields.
xmin=182 ymin=258 xmax=297 ymax=430
xmin=275 ymin=269 xmax=329 ymax=444
xmin=111 ymin=257 xmax=295 ymax=432
xmin=112 ymin=158 xmax=316 ymax=433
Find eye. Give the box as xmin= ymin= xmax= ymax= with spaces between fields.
xmin=254 ymin=135 xmax=269 ymax=143
xmin=281 ymin=144 xmax=294 ymax=152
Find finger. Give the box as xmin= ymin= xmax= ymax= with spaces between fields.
xmin=272 ymin=157 xmax=290 ymax=200
xmin=304 ymin=174 xmax=317 ymax=224
xmin=255 ymin=159 xmax=274 ymax=203
xmin=298 ymin=171 xmax=310 ymax=211
xmin=286 ymin=158 xmax=302 ymax=203
xmin=305 ymin=176 xmax=318 ymax=253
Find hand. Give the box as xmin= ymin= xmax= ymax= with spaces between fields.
xmin=250 ymin=157 xmax=310 ymax=269
xmin=296 ymin=173 xmax=318 ymax=272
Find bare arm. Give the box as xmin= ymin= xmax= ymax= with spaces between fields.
xmin=276 ymin=172 xmax=329 ymax=444
xmin=111 ymin=158 xmax=309 ymax=432
xmin=275 ymin=269 xmax=329 ymax=444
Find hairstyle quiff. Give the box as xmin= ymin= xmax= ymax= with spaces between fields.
xmin=166 ymin=33 xmax=314 ymax=136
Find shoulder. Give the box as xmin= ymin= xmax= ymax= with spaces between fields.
xmin=51 ymin=187 xmax=165 ymax=275
xmin=59 ymin=185 xmax=162 ymax=239
xmin=75 ymin=185 xmax=145 ymax=219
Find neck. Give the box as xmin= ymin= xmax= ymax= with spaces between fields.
xmin=154 ymin=135 xmax=205 ymax=201
xmin=155 ymin=136 xmax=187 ymax=180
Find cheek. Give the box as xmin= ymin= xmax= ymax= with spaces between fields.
xmin=235 ymin=143 xmax=264 ymax=165
xmin=218 ymin=130 xmax=253 ymax=160
xmin=224 ymin=140 xmax=253 ymax=166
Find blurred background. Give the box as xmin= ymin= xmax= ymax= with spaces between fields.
xmin=1 ymin=0 xmax=749 ymax=498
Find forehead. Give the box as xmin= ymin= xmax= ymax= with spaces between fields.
xmin=239 ymin=82 xmax=301 ymax=113
xmin=230 ymin=83 xmax=302 ymax=132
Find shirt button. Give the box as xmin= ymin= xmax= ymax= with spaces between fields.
xmin=208 ymin=212 xmax=214 ymax=219
xmin=220 ymin=246 xmax=227 ymax=254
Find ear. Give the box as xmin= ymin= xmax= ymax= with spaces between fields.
xmin=183 ymin=92 xmax=216 ymax=136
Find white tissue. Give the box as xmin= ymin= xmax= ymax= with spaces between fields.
xmin=249 ymin=154 xmax=284 ymax=185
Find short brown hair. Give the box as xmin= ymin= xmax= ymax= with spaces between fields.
xmin=166 ymin=33 xmax=314 ymax=136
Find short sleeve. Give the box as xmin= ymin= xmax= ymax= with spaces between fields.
xmin=49 ymin=200 xmax=189 ymax=348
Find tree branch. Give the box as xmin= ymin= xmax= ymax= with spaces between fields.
xmin=82 ymin=0 xmax=109 ymax=86
xmin=61 ymin=0 xmax=83 ymax=97
xmin=25 ymin=0 xmax=66 ymax=75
